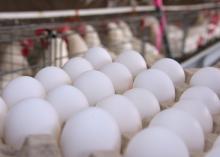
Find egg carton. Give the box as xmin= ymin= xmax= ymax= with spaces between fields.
xmin=0 ymin=134 xmax=123 ymax=157
xmin=1 ymin=67 xmax=220 ymax=157
xmin=0 ymin=130 xmax=219 ymax=157
xmin=0 ymin=135 xmax=61 ymax=157
xmin=160 ymin=67 xmax=220 ymax=157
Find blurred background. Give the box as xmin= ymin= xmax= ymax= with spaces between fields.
xmin=0 ymin=0 xmax=220 ymax=93
xmin=0 ymin=0 xmax=217 ymax=11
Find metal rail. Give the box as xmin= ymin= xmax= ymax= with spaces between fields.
xmin=0 ymin=3 xmax=219 ymax=20
xmin=181 ymin=42 xmax=220 ymax=68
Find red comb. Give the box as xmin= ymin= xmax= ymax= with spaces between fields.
xmin=57 ymin=25 xmax=71 ymax=33
xmin=35 ymin=28 xmax=46 ymax=36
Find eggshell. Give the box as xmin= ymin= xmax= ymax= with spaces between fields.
xmin=133 ymin=69 xmax=175 ymax=103
xmin=190 ymin=67 xmax=220 ymax=97
xmin=2 ymin=76 xmax=45 ymax=107
xmin=74 ymin=70 xmax=114 ymax=105
xmin=46 ymin=85 xmax=89 ymax=124
xmin=180 ymin=86 xmax=220 ymax=115
xmin=0 ymin=97 xmax=7 ymax=138
xmin=115 ymin=50 xmax=146 ymax=77
xmin=100 ymin=63 xmax=133 ymax=94
xmin=149 ymin=108 xmax=205 ymax=152
xmin=97 ymin=95 xmax=142 ymax=138
xmin=63 ymin=57 xmax=93 ymax=82
xmin=124 ymin=127 xmax=189 ymax=157
xmin=84 ymin=47 xmax=112 ymax=69
xmin=60 ymin=107 xmax=121 ymax=157
xmin=123 ymin=88 xmax=160 ymax=122
xmin=173 ymin=100 xmax=213 ymax=134
xmin=151 ymin=58 xmax=185 ymax=87
xmin=35 ymin=66 xmax=71 ymax=92
xmin=4 ymin=98 xmax=60 ymax=150
xmin=205 ymin=147 xmax=220 ymax=157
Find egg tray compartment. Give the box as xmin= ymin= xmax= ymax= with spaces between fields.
xmin=157 ymin=67 xmax=220 ymax=157
xmin=0 ymin=134 xmax=124 ymax=157
xmin=0 ymin=135 xmax=61 ymax=157
xmin=0 ymin=123 xmax=219 ymax=157
xmin=0 ymin=67 xmax=220 ymax=157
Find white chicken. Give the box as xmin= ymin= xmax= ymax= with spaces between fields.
xmin=58 ymin=26 xmax=88 ymax=57
xmin=107 ymin=22 xmax=132 ymax=55
xmin=0 ymin=42 xmax=32 ymax=92
xmin=84 ymin=24 xmax=102 ymax=48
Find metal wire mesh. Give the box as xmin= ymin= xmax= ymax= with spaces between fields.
xmin=0 ymin=4 xmax=220 ymax=93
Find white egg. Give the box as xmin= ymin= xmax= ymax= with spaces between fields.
xmin=180 ymin=86 xmax=220 ymax=115
xmin=63 ymin=57 xmax=93 ymax=82
xmin=124 ymin=127 xmax=189 ymax=157
xmin=213 ymin=136 xmax=220 ymax=147
xmin=115 ymin=50 xmax=147 ymax=77
xmin=133 ymin=69 xmax=175 ymax=104
xmin=100 ymin=63 xmax=133 ymax=94
xmin=173 ymin=100 xmax=213 ymax=134
xmin=84 ymin=47 xmax=112 ymax=69
xmin=123 ymin=88 xmax=160 ymax=122
xmin=4 ymin=98 xmax=60 ymax=150
xmin=190 ymin=67 xmax=220 ymax=97
xmin=35 ymin=66 xmax=71 ymax=92
xmin=74 ymin=70 xmax=114 ymax=105
xmin=35 ymin=66 xmax=71 ymax=91
xmin=2 ymin=76 xmax=45 ymax=108
xmin=205 ymin=147 xmax=220 ymax=157
xmin=149 ymin=108 xmax=204 ymax=152
xmin=60 ymin=107 xmax=121 ymax=157
xmin=46 ymin=85 xmax=89 ymax=124
xmin=97 ymin=95 xmax=142 ymax=138
xmin=151 ymin=58 xmax=185 ymax=87
xmin=0 ymin=97 xmax=7 ymax=138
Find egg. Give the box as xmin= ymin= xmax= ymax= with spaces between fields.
xmin=97 ymin=95 xmax=142 ymax=138
xmin=173 ymin=100 xmax=213 ymax=134
xmin=123 ymin=88 xmax=160 ymax=124
xmin=133 ymin=69 xmax=175 ymax=104
xmin=180 ymin=86 xmax=220 ymax=115
xmin=63 ymin=57 xmax=93 ymax=82
xmin=190 ymin=67 xmax=220 ymax=97
xmin=205 ymin=147 xmax=220 ymax=157
xmin=84 ymin=47 xmax=112 ymax=69
xmin=4 ymin=98 xmax=60 ymax=150
xmin=35 ymin=66 xmax=71 ymax=92
xmin=0 ymin=97 xmax=7 ymax=138
xmin=2 ymin=76 xmax=45 ymax=107
xmin=115 ymin=50 xmax=147 ymax=77
xmin=46 ymin=85 xmax=89 ymax=124
xmin=100 ymin=63 xmax=133 ymax=94
xmin=151 ymin=58 xmax=185 ymax=87
xmin=149 ymin=108 xmax=204 ymax=152
xmin=124 ymin=127 xmax=189 ymax=157
xmin=60 ymin=107 xmax=121 ymax=157
xmin=73 ymin=70 xmax=114 ymax=105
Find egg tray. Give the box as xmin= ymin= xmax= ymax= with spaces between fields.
xmin=0 ymin=67 xmax=220 ymax=157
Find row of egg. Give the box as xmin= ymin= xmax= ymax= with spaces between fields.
xmin=0 ymin=46 xmax=220 ymax=157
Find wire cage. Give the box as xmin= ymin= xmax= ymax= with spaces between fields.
xmin=0 ymin=3 xmax=220 ymax=93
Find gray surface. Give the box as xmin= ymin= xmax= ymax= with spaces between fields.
xmin=181 ymin=42 xmax=220 ymax=68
